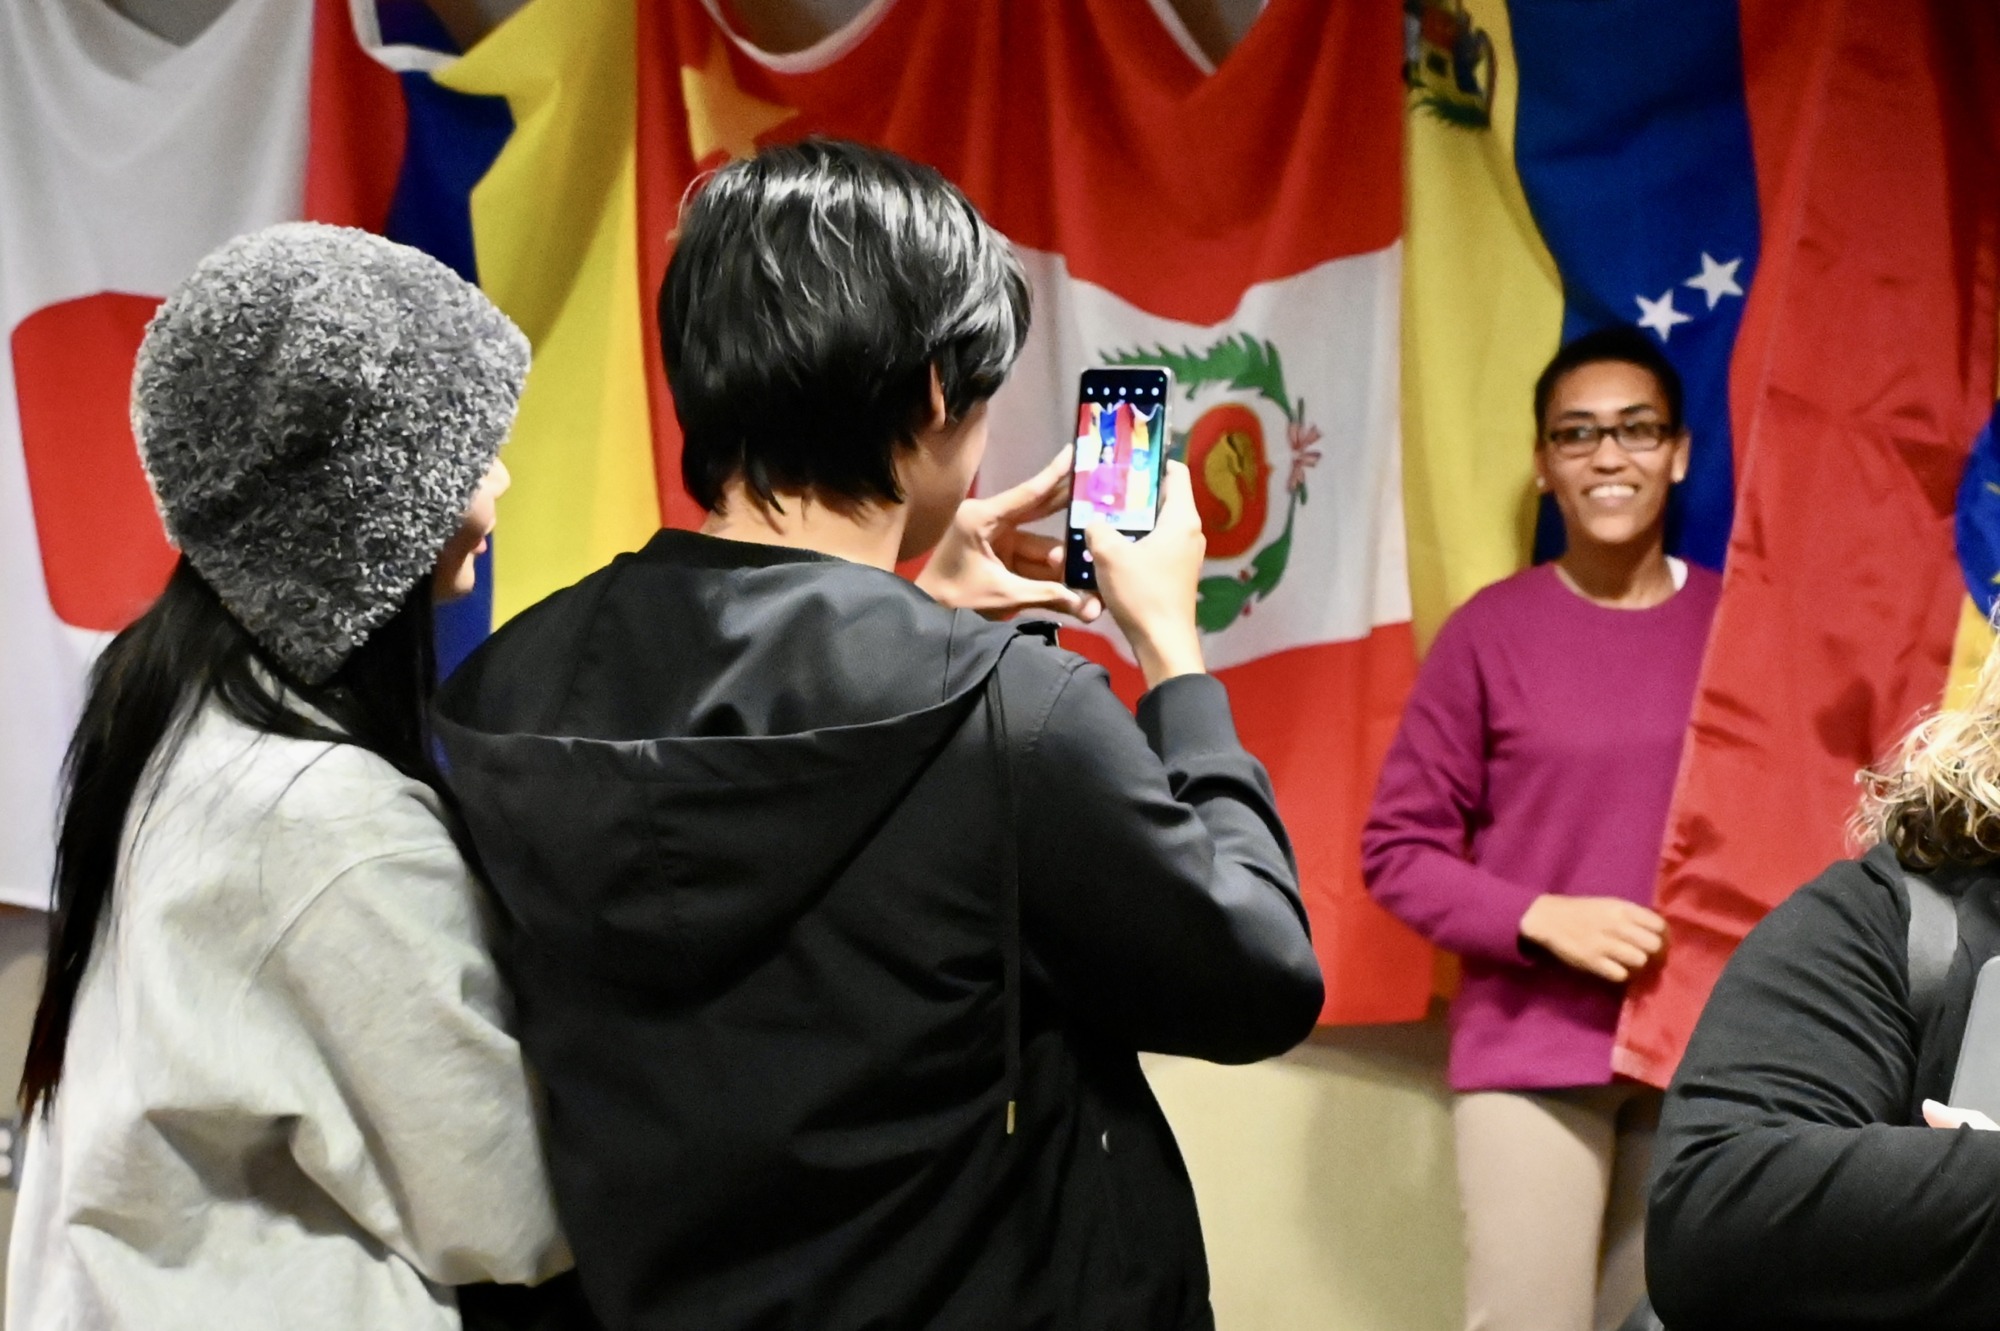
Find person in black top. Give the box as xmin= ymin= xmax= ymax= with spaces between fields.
xmin=433 ymin=140 xmax=1322 ymax=1331
xmin=1648 ymin=648 xmax=2000 ymax=1329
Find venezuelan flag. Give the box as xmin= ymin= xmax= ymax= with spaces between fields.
xmin=1403 ymin=0 xmax=2000 ymax=1082
xmin=1403 ymin=0 xmax=1754 ymax=641
xmin=1401 ymin=0 xmax=1556 ymax=647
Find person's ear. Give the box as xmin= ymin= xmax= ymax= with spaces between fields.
xmin=1531 ymin=442 xmax=1550 ymax=493
xmin=1671 ymin=431 xmax=1691 ymax=485
xmin=922 ymin=364 xmax=949 ymax=436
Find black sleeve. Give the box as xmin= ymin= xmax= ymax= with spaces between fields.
xmin=1015 ymin=663 xmax=1322 ymax=1063
xmin=459 ymin=1274 xmax=601 ymax=1331
xmin=1648 ymin=860 xmax=2000 ymax=1330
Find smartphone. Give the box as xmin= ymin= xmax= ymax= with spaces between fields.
xmin=1952 ymin=956 xmax=2000 ymax=1122
xmin=1063 ymin=366 xmax=1174 ymax=591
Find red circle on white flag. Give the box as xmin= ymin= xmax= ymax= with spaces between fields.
xmin=12 ymin=292 xmax=175 ymax=632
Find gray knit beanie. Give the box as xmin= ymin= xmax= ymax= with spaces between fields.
xmin=133 ymin=222 xmax=529 ymax=684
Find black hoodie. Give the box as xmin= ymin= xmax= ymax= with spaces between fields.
xmin=435 ymin=530 xmax=1323 ymax=1331
xmin=1648 ymin=848 xmax=2000 ymax=1329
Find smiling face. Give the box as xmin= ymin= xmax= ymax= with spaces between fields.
xmin=1534 ymin=359 xmax=1689 ymax=554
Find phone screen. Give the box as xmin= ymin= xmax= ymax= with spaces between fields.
xmin=1064 ymin=366 xmax=1172 ymax=590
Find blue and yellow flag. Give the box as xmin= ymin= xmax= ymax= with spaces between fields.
xmin=431 ymin=0 xmax=660 ymax=628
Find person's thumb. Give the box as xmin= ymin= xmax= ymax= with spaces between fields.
xmin=1157 ymin=461 xmax=1199 ymax=527
xmin=1924 ymin=1099 xmax=2000 ymax=1130
xmin=1083 ymin=521 xmax=1128 ymax=561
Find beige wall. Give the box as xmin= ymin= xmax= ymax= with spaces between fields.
xmin=1148 ymin=1025 xmax=1463 ymax=1331
xmin=0 ymin=912 xmax=46 ymax=1319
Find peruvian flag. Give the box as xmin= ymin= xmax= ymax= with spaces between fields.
xmin=0 ymin=0 xmax=402 ymax=909
xmin=635 ymin=0 xmax=1428 ymax=1022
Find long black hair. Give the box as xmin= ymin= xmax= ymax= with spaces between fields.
xmin=20 ymin=557 xmax=456 ymax=1116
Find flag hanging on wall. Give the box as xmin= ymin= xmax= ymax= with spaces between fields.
xmin=0 ymin=0 xmax=335 ymax=910
xmin=0 ymin=0 xmax=503 ymax=909
xmin=608 ymin=0 xmax=1430 ymax=1024
xmin=1403 ymin=0 xmax=2000 ymax=1082
xmin=1954 ymin=397 xmax=2000 ymax=704
xmin=428 ymin=0 xmax=663 ymax=628
xmin=363 ymin=0 xmax=520 ymax=674
xmin=1402 ymin=0 xmax=1754 ymax=642
xmin=1616 ymin=3 xmax=2000 ymax=1085
xmin=255 ymin=0 xmax=1441 ymax=1028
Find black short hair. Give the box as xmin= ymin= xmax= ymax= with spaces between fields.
xmin=659 ymin=140 xmax=1030 ymax=512
xmin=1532 ymin=325 xmax=1685 ymax=437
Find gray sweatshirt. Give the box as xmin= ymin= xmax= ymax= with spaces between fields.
xmin=6 ymin=699 xmax=570 ymax=1329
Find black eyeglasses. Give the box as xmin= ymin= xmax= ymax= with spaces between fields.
xmin=1542 ymin=419 xmax=1679 ymax=458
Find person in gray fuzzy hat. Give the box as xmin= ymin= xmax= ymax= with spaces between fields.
xmin=12 ymin=224 xmax=588 ymax=1331
xmin=134 ymin=220 xmax=528 ymax=683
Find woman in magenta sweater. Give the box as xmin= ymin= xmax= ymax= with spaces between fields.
xmin=1363 ymin=327 xmax=1720 ymax=1331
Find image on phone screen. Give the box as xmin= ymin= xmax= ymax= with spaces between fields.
xmin=1065 ymin=366 xmax=1172 ymax=591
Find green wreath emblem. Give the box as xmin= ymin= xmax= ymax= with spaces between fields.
xmin=1105 ymin=334 xmax=1324 ymax=633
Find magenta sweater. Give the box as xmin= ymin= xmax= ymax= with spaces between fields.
xmin=1362 ymin=563 xmax=1721 ymax=1092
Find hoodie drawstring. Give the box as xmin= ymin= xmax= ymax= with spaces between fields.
xmin=987 ymin=655 xmax=1023 ymax=1138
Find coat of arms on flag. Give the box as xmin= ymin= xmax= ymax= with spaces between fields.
xmin=1403 ymin=0 xmax=1495 ymax=130
xmin=1108 ymin=334 xmax=1323 ymax=632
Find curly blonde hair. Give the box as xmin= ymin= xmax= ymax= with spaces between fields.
xmin=1858 ymin=636 xmax=2000 ymax=869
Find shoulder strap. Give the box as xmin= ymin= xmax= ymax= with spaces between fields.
xmin=1903 ymin=865 xmax=1960 ymax=1032
xmin=986 ymin=632 xmax=1027 ymax=1140
xmin=982 ymin=622 xmax=1063 ymax=1141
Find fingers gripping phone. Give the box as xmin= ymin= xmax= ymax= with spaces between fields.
xmin=1063 ymin=366 xmax=1174 ymax=590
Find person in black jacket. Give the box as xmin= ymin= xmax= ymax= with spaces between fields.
xmin=1648 ymin=653 xmax=2000 ymax=1330
xmin=433 ymin=139 xmax=1323 ymax=1331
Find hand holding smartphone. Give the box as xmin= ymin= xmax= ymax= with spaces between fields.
xmin=1064 ymin=367 xmax=1174 ymax=591
xmin=1086 ymin=460 xmax=1209 ymax=688
xmin=1060 ymin=365 xmax=1206 ymax=687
